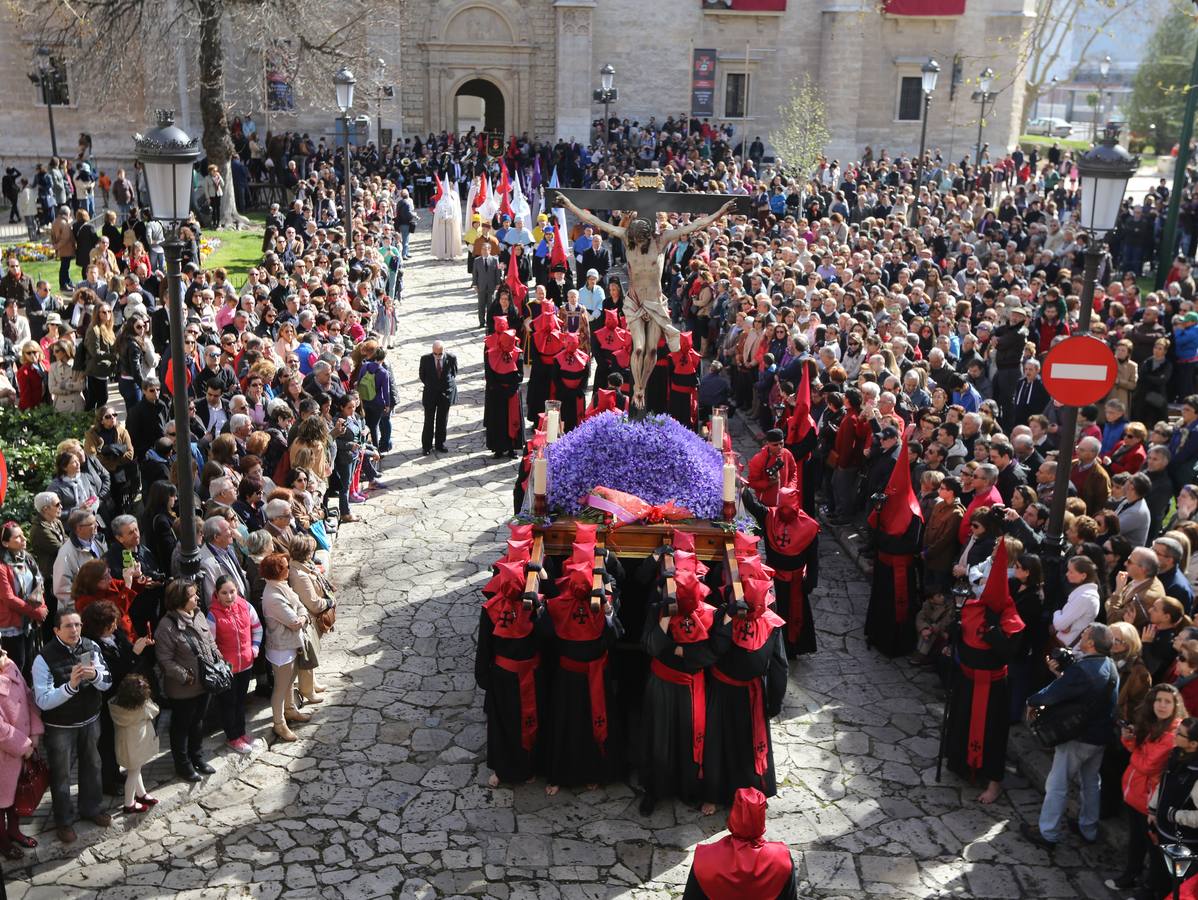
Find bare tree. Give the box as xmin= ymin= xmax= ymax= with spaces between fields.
xmin=12 ymin=0 xmax=397 ymax=228
xmin=770 ymin=76 xmax=831 ymax=180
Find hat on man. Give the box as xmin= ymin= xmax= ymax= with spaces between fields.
xmin=765 ymin=428 xmax=785 ymax=444
xmin=45 ymin=312 xmax=63 ymax=326
xmin=880 ymin=425 xmax=900 ymax=441
xmin=586 ymin=269 xmax=599 ymax=280
xmin=471 ymin=213 xmax=481 ymax=222
xmin=1184 ymin=312 xmax=1198 ymax=325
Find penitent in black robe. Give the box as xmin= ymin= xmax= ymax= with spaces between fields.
xmin=865 ymin=516 xmax=922 ymax=657
xmin=742 ymin=489 xmax=820 ymax=657
xmin=538 ymin=612 xmax=625 ymax=787
xmin=640 ymin=603 xmax=730 ymax=805
xmin=475 ymin=608 xmax=547 ymax=783
xmin=483 ymin=356 xmax=525 ymax=453
xmin=702 ymin=615 xmax=788 ymax=805
xmin=944 ymin=612 xmax=1018 ymax=785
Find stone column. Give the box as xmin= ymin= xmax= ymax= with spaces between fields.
xmin=554 ymin=0 xmax=595 ymax=142
xmin=818 ymin=4 xmax=868 ymax=162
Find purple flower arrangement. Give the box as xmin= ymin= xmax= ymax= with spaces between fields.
xmin=545 ymin=412 xmax=724 ymax=519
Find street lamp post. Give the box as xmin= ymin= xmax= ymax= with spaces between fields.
xmin=1042 ymin=126 xmax=1139 ymax=606
xmin=133 ymin=110 xmax=202 ymax=581
xmin=1161 ymin=842 xmax=1196 ymax=900
xmin=594 ymin=65 xmax=617 ymax=146
xmin=910 ymin=58 xmax=940 ymax=225
xmin=32 ymin=47 xmax=59 ymax=159
xmin=334 ymin=66 xmax=356 ymax=233
xmin=972 ymin=68 xmax=998 ymax=170
xmin=1157 ymin=0 xmax=1198 ymax=287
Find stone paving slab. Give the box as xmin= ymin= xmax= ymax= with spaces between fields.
xmin=5 ymin=227 xmax=1124 ymax=898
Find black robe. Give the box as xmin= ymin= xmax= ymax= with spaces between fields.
xmin=743 ymin=490 xmax=820 ymax=656
xmin=646 ymin=341 xmax=670 ymax=414
xmin=483 ymin=356 xmax=525 ymax=453
xmin=525 ymin=348 xmax=556 ymax=424
xmin=554 ymin=359 xmax=589 ymax=433
xmin=702 ymin=615 xmax=788 ymax=804
xmin=944 ymin=610 xmax=1018 ymax=784
xmin=667 ymin=359 xmax=700 ymax=430
xmin=641 ymin=603 xmax=730 ymax=804
xmin=475 ymin=608 xmax=546 ymax=783
xmin=538 ymin=609 xmax=625 ymax=787
xmin=592 ymin=345 xmax=631 ymax=405
xmin=865 ymin=516 xmax=921 ymax=657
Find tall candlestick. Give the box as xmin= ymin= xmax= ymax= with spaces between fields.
xmin=533 ymin=457 xmax=547 ymax=495
xmin=722 ymin=463 xmax=736 ymax=503
xmin=710 ymin=414 xmax=724 ymax=449
xmin=545 ymin=409 xmax=560 ymax=444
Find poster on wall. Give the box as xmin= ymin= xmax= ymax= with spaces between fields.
xmin=691 ymin=49 xmax=717 ymax=117
xmin=701 ymin=0 xmax=787 ymax=10
xmin=265 ymin=43 xmax=296 ymax=112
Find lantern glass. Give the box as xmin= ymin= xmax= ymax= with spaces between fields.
xmin=1100 ymin=55 xmax=1111 ymax=78
xmin=979 ymin=68 xmax=994 ymax=95
xmin=921 ymin=59 xmax=940 ymax=94
xmin=1162 ymin=844 xmax=1195 ymax=880
xmin=600 ymin=65 xmax=615 ymax=92
xmin=143 ymin=160 xmax=192 ymax=223
xmin=334 ymin=67 xmax=356 ymax=112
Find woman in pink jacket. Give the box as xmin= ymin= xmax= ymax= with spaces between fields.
xmin=206 ymin=575 xmax=262 ymax=755
xmin=0 ymin=645 xmax=43 ymax=858
xmin=1109 ymin=683 xmax=1186 ymax=892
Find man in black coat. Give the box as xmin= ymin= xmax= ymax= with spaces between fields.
xmin=419 ymin=340 xmax=457 ymax=455
xmin=1005 ymin=358 xmax=1050 ymax=432
xmin=577 ymin=235 xmax=611 ymax=285
xmin=990 ymin=438 xmax=1027 ymax=504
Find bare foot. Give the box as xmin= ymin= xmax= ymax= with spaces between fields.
xmin=545 ymin=784 xmax=559 ymax=796
xmin=487 ymin=773 xmax=499 ymax=788
xmin=700 ymin=803 xmax=717 ymax=816
xmin=977 ymin=781 xmax=1002 ymax=805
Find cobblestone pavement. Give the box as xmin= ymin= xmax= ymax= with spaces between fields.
xmin=7 ymin=229 xmax=1124 ymax=899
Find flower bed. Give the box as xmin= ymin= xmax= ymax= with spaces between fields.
xmin=9 ymin=242 xmax=55 ymax=263
xmin=545 ymin=412 xmax=724 ymax=520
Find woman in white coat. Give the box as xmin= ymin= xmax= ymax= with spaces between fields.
xmin=1053 ymin=555 xmax=1102 ymax=649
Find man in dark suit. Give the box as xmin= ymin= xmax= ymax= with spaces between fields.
xmin=471 ymin=241 xmax=500 ymax=328
xmin=1005 ymin=359 xmax=1050 ymax=432
xmin=577 ymin=234 xmax=610 ymax=285
xmin=990 ymin=438 xmax=1027 ymax=504
xmin=419 ymin=341 xmax=457 ymax=454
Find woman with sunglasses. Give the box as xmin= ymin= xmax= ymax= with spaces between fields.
xmin=14 ymin=340 xmax=48 ymax=410
xmin=81 ymin=406 xmax=135 ymax=513
xmin=114 ymin=315 xmax=157 ymax=409
xmin=81 ymin=302 xmax=117 ymax=410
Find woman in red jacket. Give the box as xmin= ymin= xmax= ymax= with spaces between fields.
xmin=1110 ymin=682 xmax=1186 ymax=892
xmin=1107 ymin=422 xmax=1148 ymax=476
xmin=14 ymin=342 xmax=48 ymax=410
xmin=71 ymin=559 xmax=136 ymax=639
xmin=0 ymin=523 xmax=49 ymax=677
xmin=206 ymin=575 xmax=262 ymax=754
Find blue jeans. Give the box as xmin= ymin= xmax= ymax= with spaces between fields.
xmin=117 ymin=378 xmax=142 ymax=410
xmin=44 ymin=719 xmax=103 ymax=827
xmin=399 ymin=223 xmax=411 ymax=258
xmin=1039 ymin=739 xmax=1103 ymax=841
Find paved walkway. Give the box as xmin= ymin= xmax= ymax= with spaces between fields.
xmin=6 ymin=229 xmax=1124 ymax=899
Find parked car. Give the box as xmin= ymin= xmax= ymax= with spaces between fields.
xmin=1026 ymin=117 xmax=1074 ymax=138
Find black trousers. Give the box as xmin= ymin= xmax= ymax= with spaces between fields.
xmin=215 ymin=670 xmax=252 ymax=741
xmin=422 ymin=398 xmax=450 ymax=451
xmin=58 ymin=257 xmax=72 ymax=289
xmin=168 ymin=693 xmax=211 ymax=765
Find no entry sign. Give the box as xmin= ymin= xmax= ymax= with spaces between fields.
xmin=1042 ymin=335 xmax=1117 ymax=407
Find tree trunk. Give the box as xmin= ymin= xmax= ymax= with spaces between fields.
xmin=1020 ymin=83 xmax=1041 ymax=137
xmin=196 ymin=0 xmax=250 ymax=230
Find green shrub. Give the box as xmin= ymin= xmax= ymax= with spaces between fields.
xmin=0 ymin=405 xmax=94 ymax=526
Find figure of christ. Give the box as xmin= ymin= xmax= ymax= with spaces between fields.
xmin=553 ymin=194 xmax=736 ymax=410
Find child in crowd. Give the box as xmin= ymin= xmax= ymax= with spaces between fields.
xmin=107 ymin=674 xmax=160 ymax=815
xmin=913 ymin=592 xmax=953 ymax=665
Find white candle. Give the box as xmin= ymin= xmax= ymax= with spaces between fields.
xmin=722 ymin=463 xmax=736 ymax=503
xmin=533 ymin=458 xmax=547 ymax=496
xmin=546 ymin=410 xmax=560 ymax=444
xmin=710 ymin=414 xmax=724 ymax=449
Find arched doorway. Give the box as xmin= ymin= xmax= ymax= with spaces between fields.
xmin=455 ymin=78 xmax=505 ymax=134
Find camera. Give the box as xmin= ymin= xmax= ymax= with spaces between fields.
xmin=1047 ymin=646 xmax=1076 ymax=670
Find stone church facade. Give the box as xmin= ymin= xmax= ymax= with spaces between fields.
xmin=0 ymin=0 xmax=1035 ymax=169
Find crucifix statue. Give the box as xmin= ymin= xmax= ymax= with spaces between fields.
xmin=551 ymin=170 xmax=754 ymax=410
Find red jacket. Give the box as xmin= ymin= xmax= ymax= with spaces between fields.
xmin=959 ymin=485 xmax=1003 ymax=544
xmin=833 ymin=410 xmax=871 ymax=470
xmin=1122 ymin=718 xmax=1180 ymax=815
xmin=747 ymin=447 xmax=797 ymax=507
xmin=74 ymin=581 xmax=136 ymax=638
xmin=15 ymin=364 xmax=46 ymax=411
xmin=0 ymin=564 xmax=47 ymax=631
xmin=207 ymin=597 xmax=261 ymax=674
xmin=1107 ymin=441 xmax=1147 ymax=476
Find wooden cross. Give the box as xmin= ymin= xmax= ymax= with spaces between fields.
xmin=549 ymin=169 xmax=757 ymax=219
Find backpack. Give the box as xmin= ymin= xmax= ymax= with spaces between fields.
xmin=356 ymin=369 xmax=377 ymax=403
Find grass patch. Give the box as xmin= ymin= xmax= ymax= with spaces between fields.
xmin=1019 ymin=134 xmax=1092 ymax=151
xmin=12 ymin=213 xmax=268 ymax=294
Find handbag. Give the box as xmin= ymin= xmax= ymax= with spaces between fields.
xmin=179 ymin=622 xmax=233 ymax=694
xmin=309 ymin=519 xmax=331 ymax=552
xmin=296 ymin=625 xmax=318 ymax=670
xmin=14 ymin=751 xmax=49 ymax=817
xmin=316 ymin=599 xmax=336 ymax=636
